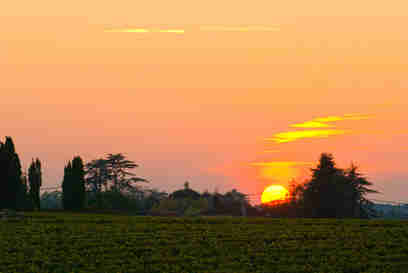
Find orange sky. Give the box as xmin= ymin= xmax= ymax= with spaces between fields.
xmin=1 ymin=1 xmax=408 ymax=203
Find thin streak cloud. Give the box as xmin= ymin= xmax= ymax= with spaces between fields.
xmin=199 ymin=25 xmax=280 ymax=32
xmin=291 ymin=114 xmax=372 ymax=128
xmin=105 ymin=28 xmax=150 ymax=33
xmin=268 ymin=129 xmax=348 ymax=143
xmin=105 ymin=28 xmax=184 ymax=33
xmin=267 ymin=114 xmax=372 ymax=144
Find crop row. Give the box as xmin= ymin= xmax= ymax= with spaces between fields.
xmin=1 ymin=213 xmax=408 ymax=272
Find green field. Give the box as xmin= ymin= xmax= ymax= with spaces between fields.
xmin=1 ymin=213 xmax=408 ymax=273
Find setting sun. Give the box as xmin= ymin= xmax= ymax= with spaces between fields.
xmin=261 ymin=185 xmax=289 ymax=204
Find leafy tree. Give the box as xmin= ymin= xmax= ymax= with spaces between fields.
xmin=344 ymin=163 xmax=378 ymax=218
xmin=28 ymin=159 xmax=42 ymax=210
xmin=85 ymin=159 xmax=109 ymax=208
xmin=105 ymin=153 xmax=147 ymax=192
xmin=84 ymin=154 xmax=148 ymax=210
xmin=0 ymin=137 xmax=23 ymax=210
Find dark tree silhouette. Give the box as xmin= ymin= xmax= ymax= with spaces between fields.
xmin=301 ymin=153 xmax=378 ymax=218
xmin=105 ymin=153 xmax=147 ymax=192
xmin=344 ymin=163 xmax=378 ymax=218
xmin=71 ymin=157 xmax=86 ymax=210
xmin=0 ymin=137 xmax=23 ymax=210
xmin=17 ymin=171 xmax=32 ymax=210
xmin=62 ymin=161 xmax=73 ymax=210
xmin=62 ymin=157 xmax=86 ymax=210
xmin=28 ymin=158 xmax=42 ymax=210
xmin=84 ymin=154 xmax=148 ymax=209
xmin=85 ymin=159 xmax=109 ymax=208
xmin=170 ymin=182 xmax=201 ymax=200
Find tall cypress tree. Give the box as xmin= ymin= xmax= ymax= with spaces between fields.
xmin=62 ymin=161 xmax=73 ymax=210
xmin=71 ymin=156 xmax=85 ymax=210
xmin=62 ymin=157 xmax=85 ymax=210
xmin=0 ymin=137 xmax=23 ymax=210
xmin=28 ymin=159 xmax=42 ymax=210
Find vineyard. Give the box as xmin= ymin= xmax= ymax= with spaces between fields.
xmin=1 ymin=213 xmax=408 ymax=272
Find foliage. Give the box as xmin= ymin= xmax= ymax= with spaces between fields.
xmin=1 ymin=213 xmax=408 ymax=272
xmin=28 ymin=158 xmax=42 ymax=210
xmin=17 ymin=172 xmax=33 ymax=211
xmin=260 ymin=154 xmax=379 ymax=219
xmin=169 ymin=181 xmax=201 ymax=200
xmin=299 ymin=153 xmax=378 ymax=218
xmin=207 ymin=189 xmax=250 ymax=216
xmin=150 ymin=198 xmax=209 ymax=216
xmin=85 ymin=154 xmax=147 ymax=209
xmin=105 ymin=153 xmax=148 ymax=192
xmin=0 ymin=137 xmax=23 ymax=210
xmin=40 ymin=191 xmax=63 ymax=210
xmin=84 ymin=187 xmax=167 ymax=214
xmin=62 ymin=157 xmax=86 ymax=210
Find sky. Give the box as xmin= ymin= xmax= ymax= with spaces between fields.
xmin=1 ymin=1 xmax=408 ymax=203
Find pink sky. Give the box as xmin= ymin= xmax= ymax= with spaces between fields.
xmin=2 ymin=1 xmax=408 ymax=203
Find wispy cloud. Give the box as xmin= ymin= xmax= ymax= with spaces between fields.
xmin=158 ymin=29 xmax=185 ymax=33
xmin=105 ymin=28 xmax=150 ymax=33
xmin=105 ymin=28 xmax=185 ymax=34
xmin=105 ymin=25 xmax=280 ymax=34
xmin=290 ymin=114 xmax=372 ymax=128
xmin=267 ymin=114 xmax=372 ymax=144
xmin=268 ymin=129 xmax=348 ymax=143
xmin=199 ymin=25 xmax=280 ymax=32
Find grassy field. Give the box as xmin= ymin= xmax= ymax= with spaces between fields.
xmin=1 ymin=213 xmax=408 ymax=272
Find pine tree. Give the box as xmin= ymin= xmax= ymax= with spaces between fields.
xmin=28 ymin=159 xmax=42 ymax=210
xmin=301 ymin=153 xmax=378 ymax=218
xmin=303 ymin=153 xmax=342 ymax=217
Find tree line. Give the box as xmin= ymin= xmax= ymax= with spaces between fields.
xmin=0 ymin=136 xmax=379 ymax=218
xmin=263 ymin=153 xmax=378 ymax=218
xmin=0 ymin=137 xmax=42 ymax=211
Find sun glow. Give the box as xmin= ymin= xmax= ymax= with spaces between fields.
xmin=261 ymin=185 xmax=289 ymax=204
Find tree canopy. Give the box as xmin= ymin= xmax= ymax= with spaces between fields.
xmin=0 ymin=137 xmax=23 ymax=210
xmin=28 ymin=158 xmax=42 ymax=210
xmin=300 ymin=153 xmax=378 ymax=218
xmin=62 ymin=156 xmax=85 ymax=210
